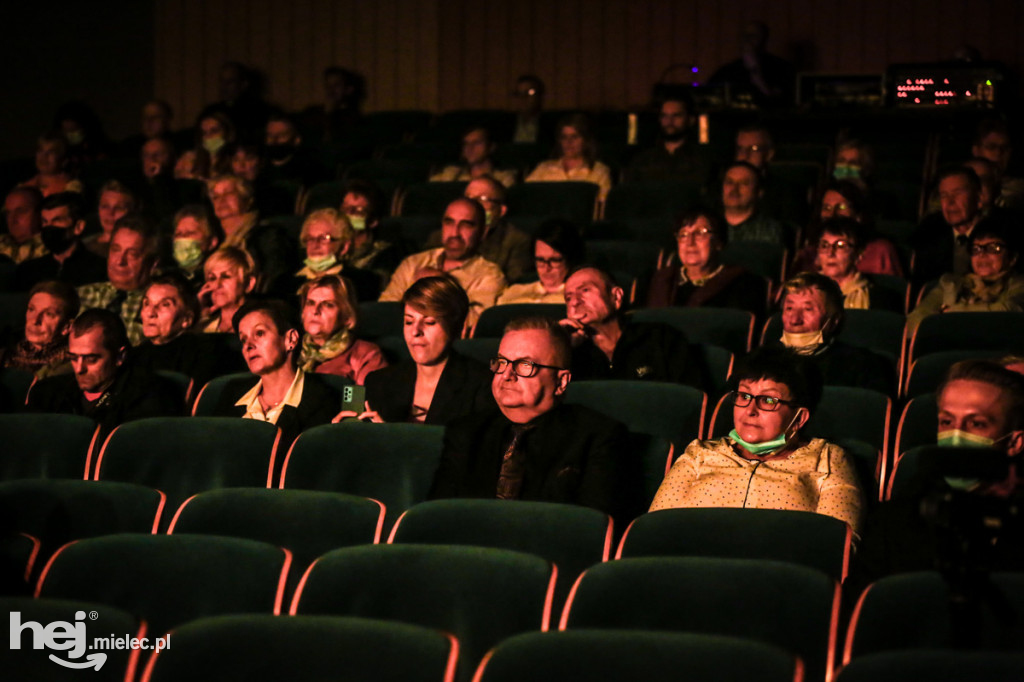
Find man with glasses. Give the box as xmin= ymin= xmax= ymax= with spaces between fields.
xmin=424 ymin=176 xmax=532 ymax=282
xmin=429 ymin=316 xmax=628 ymax=515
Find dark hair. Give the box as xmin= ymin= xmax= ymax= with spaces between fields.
xmin=516 ymin=74 xmax=545 ymax=96
xmin=736 ymin=124 xmax=774 ymax=148
xmin=822 ymin=179 xmax=869 ymax=218
xmin=968 ymin=216 xmax=1019 ymax=257
xmin=554 ymin=113 xmax=597 ymax=166
xmin=974 ymin=116 xmax=1010 ymax=146
xmin=402 ymin=274 xmax=470 ymax=341
xmin=40 ymin=191 xmax=83 ymax=223
xmin=534 ymin=218 xmax=584 ymax=268
xmin=342 ymin=179 xmax=383 ymax=220
xmin=676 ymin=208 xmax=727 ymax=246
xmin=722 ymin=161 xmax=762 ymax=190
xmin=173 ymin=203 xmax=223 ymax=244
xmin=934 ymin=164 xmax=982 ymax=195
xmin=112 ymin=214 xmax=161 ymax=260
xmin=819 ymin=217 xmax=866 ymax=249
xmin=939 ymin=359 xmax=1024 ymax=431
xmin=146 ymin=272 xmax=200 ymax=330
xmin=71 ymin=308 xmax=128 ymax=356
xmin=567 ymin=264 xmax=620 ymax=290
xmin=503 ymin=316 xmax=573 ymax=369
xmin=232 ymin=299 xmax=301 ymax=361
xmin=731 ymin=346 xmax=823 ymax=412
xmin=28 ymin=280 xmax=79 ymax=320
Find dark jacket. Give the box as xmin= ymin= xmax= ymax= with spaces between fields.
xmin=211 ymin=371 xmax=341 ymax=448
xmin=646 ymin=263 xmax=767 ymax=318
xmin=766 ymin=338 xmax=894 ymax=395
xmin=131 ymin=332 xmax=247 ymax=392
xmin=570 ymin=320 xmax=705 ymax=391
xmin=26 ymin=363 xmax=185 ymax=440
xmin=363 ymin=350 xmax=494 ymax=425
xmin=429 ymin=403 xmax=628 ymax=516
xmin=14 ymin=245 xmax=107 ymax=292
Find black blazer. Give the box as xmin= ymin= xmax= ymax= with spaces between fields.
xmin=211 ymin=371 xmax=341 ymax=447
xmin=363 ymin=350 xmax=494 ymax=426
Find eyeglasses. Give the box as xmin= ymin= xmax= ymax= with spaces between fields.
xmin=490 ymin=356 xmax=565 ymax=378
xmin=535 ymin=256 xmax=566 ymax=267
xmin=677 ymin=227 xmax=712 ymax=242
xmin=817 ymin=239 xmax=855 ymax=253
xmin=303 ymin=234 xmax=341 ymax=245
xmin=732 ymin=390 xmax=797 ymax=412
xmin=970 ymin=242 xmax=1008 ymax=255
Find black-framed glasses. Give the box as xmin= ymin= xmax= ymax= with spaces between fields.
xmin=817 ymin=239 xmax=855 ymax=252
xmin=731 ymin=390 xmax=797 ymax=412
xmin=970 ymin=242 xmax=1008 ymax=255
xmin=490 ymin=356 xmax=565 ymax=378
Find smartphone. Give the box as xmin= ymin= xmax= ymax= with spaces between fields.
xmin=341 ymin=384 xmax=366 ymax=414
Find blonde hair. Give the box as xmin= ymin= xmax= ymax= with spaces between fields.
xmin=300 ymin=208 xmax=353 ymax=247
xmin=204 ymin=246 xmax=257 ymax=281
xmin=300 ymin=275 xmax=359 ymax=333
xmin=207 ymin=174 xmax=254 ymax=211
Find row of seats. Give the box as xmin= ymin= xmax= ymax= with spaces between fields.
xmin=6 ymin=527 xmax=1022 ymax=682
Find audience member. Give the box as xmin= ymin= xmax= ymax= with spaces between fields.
xmin=646 ymin=208 xmax=767 ymax=316
xmin=498 ymin=218 xmax=584 ymax=305
xmin=1 ymin=280 xmax=78 ymax=378
xmin=512 ymin=75 xmax=545 ymax=144
xmin=430 ymin=126 xmax=516 ymax=187
xmin=211 ymin=299 xmax=340 ymax=446
xmin=816 ymin=218 xmax=904 ymax=312
xmin=20 ymin=132 xmax=83 ymax=197
xmin=261 ymin=112 xmax=326 ymax=187
xmin=84 ymin=180 xmax=137 ymax=259
xmin=706 ymin=20 xmax=795 ymax=107
xmin=425 ymin=176 xmax=532 ymax=283
xmin=14 ymin=192 xmax=106 ymax=291
xmin=198 ymin=61 xmax=272 ymax=144
xmin=720 ymin=161 xmax=788 ymax=247
xmin=562 ymin=266 xmax=704 ymax=388
xmin=356 ymin=275 xmax=492 ymax=424
xmin=27 ymin=309 xmax=184 ymax=438
xmin=77 ymin=216 xmax=160 ymax=346
xmin=972 ymin=117 xmax=1024 ymax=210
xmin=911 ymin=166 xmax=986 ymax=287
xmin=526 ymin=113 xmax=612 ymax=202
xmin=198 ymin=246 xmax=257 ymax=333
xmin=734 ymin=125 xmax=775 ymax=170
xmin=767 ymin=272 xmax=892 ymax=393
xmin=195 ymin=111 xmax=236 ymax=177
xmin=625 ymin=94 xmax=713 ymax=186
xmin=0 ymin=187 xmax=47 ymax=264
xmin=650 ymin=347 xmax=864 ymax=535
xmin=298 ymin=274 xmax=387 ymax=384
xmin=279 ymin=208 xmax=379 ymax=301
xmin=429 ymin=316 xmax=629 ymax=516
xmin=907 ymin=220 xmax=1024 ymax=334
xmin=170 ymin=204 xmax=222 ymax=288
xmin=379 ymin=198 xmax=506 ymax=327
xmin=298 ymin=66 xmax=365 ymax=142
xmin=340 ymin=180 xmax=401 ymax=286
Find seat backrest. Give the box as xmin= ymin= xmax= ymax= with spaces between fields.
xmin=0 ymin=368 xmax=34 ymax=410
xmin=844 ymin=572 xmax=1024 ymax=663
xmin=628 ymin=308 xmax=755 ymax=354
xmin=720 ymin=241 xmax=787 ymax=282
xmin=140 ymin=614 xmax=458 ymax=682
xmin=355 ymin=301 xmax=406 ymax=340
xmin=904 ymin=349 xmax=1004 ymax=398
xmin=473 ymin=630 xmax=801 ymax=682
xmin=893 ymin=393 xmax=938 ymax=457
xmin=94 ymin=417 xmax=279 ymax=521
xmin=561 ymin=556 xmax=839 ymax=682
xmin=191 ymin=372 xmax=253 ymax=417
xmin=397 ymin=181 xmax=468 ymax=217
xmin=617 ymin=508 xmax=851 ymax=581
xmin=473 ymin=303 xmax=567 ymax=338
xmin=911 ymin=312 xmax=1024 ymax=361
xmin=290 ymin=544 xmax=555 ymax=682
xmin=168 ymin=488 xmax=385 ymax=590
xmin=762 ymin=309 xmax=905 ymax=369
xmin=563 ymin=380 xmax=706 ymax=448
xmin=280 ymin=422 xmax=444 ymax=529
xmin=0 ymin=413 xmax=99 ymax=482
xmin=36 ymin=534 xmax=292 ymax=637
xmin=506 ymin=181 xmax=599 ymax=226
xmin=692 ymin=343 xmax=734 ymax=402
xmin=603 ymin=180 xmax=703 ymax=222
xmin=836 ymin=650 xmax=1024 ymax=682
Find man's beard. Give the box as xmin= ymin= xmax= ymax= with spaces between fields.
xmin=662 ymin=129 xmax=685 ymax=142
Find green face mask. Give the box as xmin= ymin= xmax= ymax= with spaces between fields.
xmin=729 ymin=410 xmax=803 ymax=456
xmin=348 ymin=215 xmax=367 ymax=231
xmin=173 ymin=238 xmax=204 ymax=270
xmin=304 ymin=254 xmax=337 ymax=273
xmin=937 ymin=429 xmax=1002 ymax=449
xmin=484 ymin=209 xmax=498 ymax=228
xmin=202 ymin=136 xmax=225 ymax=156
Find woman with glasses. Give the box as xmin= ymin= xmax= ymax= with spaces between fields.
xmin=650 ymin=347 xmax=865 ymax=535
xmin=344 ymin=275 xmax=493 ymax=424
xmin=907 ymin=220 xmax=1024 ymax=334
xmin=498 ymin=218 xmax=584 ymax=304
xmin=272 ymin=208 xmax=379 ymax=301
xmin=646 ymin=208 xmax=767 ymax=317
xmin=815 ymin=217 xmax=904 ymax=312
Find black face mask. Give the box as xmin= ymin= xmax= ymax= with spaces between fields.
xmin=265 ymin=144 xmax=295 ymax=161
xmin=40 ymin=227 xmax=74 ymax=254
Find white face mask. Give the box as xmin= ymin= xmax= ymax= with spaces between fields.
xmin=781 ymin=330 xmax=824 ymax=355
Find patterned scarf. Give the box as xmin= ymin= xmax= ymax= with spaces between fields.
xmin=299 ymin=329 xmax=354 ymax=372
xmin=839 ymin=273 xmax=870 ymax=310
xmin=4 ymin=339 xmax=71 ymax=377
xmin=959 ymin=272 xmax=1011 ymax=304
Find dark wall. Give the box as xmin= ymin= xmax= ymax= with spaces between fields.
xmin=0 ymin=2 xmax=155 ymax=161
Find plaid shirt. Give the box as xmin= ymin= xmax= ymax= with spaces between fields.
xmin=0 ymin=233 xmax=47 ymax=264
xmin=76 ymin=281 xmax=146 ymax=346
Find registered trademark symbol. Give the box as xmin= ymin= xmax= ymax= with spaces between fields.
xmin=89 ymin=611 xmax=98 ymax=620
